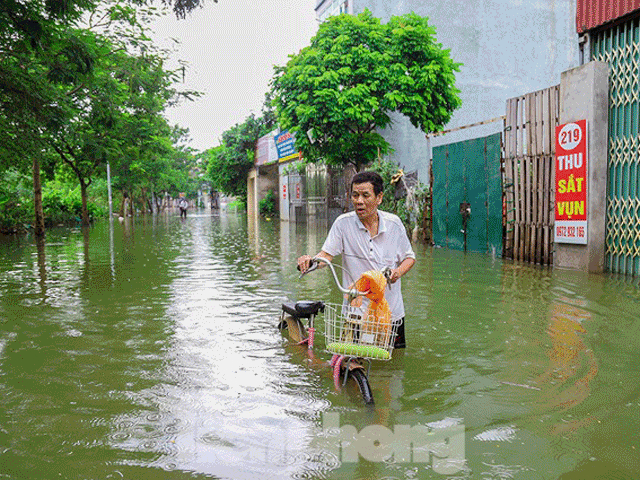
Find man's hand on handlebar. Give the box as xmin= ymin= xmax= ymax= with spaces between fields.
xmin=385 ymin=257 xmax=416 ymax=285
xmin=387 ymin=268 xmax=401 ymax=284
xmin=297 ymin=255 xmax=315 ymax=274
xmin=297 ymin=251 xmax=333 ymax=276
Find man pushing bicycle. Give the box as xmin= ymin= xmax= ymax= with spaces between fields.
xmin=297 ymin=171 xmax=416 ymax=348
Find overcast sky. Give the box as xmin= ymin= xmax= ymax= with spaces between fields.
xmin=150 ymin=0 xmax=319 ymax=152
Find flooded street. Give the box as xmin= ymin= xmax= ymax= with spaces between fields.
xmin=1 ymin=211 xmax=639 ymax=479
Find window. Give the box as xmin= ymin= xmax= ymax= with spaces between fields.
xmin=317 ymin=0 xmax=349 ymax=22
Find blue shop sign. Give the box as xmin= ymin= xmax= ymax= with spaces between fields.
xmin=275 ymin=130 xmax=298 ymax=160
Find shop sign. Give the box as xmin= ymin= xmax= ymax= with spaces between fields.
xmin=554 ymin=120 xmax=587 ymax=244
xmin=275 ymin=130 xmax=300 ymax=162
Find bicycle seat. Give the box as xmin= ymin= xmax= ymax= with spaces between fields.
xmin=296 ymin=301 xmax=324 ymax=316
xmin=281 ymin=301 xmax=325 ymax=319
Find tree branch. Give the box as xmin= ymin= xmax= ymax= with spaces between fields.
xmin=51 ymin=142 xmax=79 ymax=178
xmin=66 ymin=83 xmax=86 ymax=97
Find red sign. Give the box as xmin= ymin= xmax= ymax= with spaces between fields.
xmin=282 ymin=183 xmax=287 ymax=200
xmin=554 ymin=120 xmax=587 ymax=244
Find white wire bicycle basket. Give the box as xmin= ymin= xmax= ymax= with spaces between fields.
xmin=323 ymin=303 xmax=401 ymax=360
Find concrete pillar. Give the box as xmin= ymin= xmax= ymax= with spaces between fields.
xmin=247 ymin=168 xmax=257 ymax=220
xmin=279 ymin=164 xmax=290 ymax=222
xmin=555 ymin=61 xmax=609 ymax=273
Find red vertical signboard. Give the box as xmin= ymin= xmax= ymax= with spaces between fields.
xmin=555 ymin=120 xmax=588 ymax=244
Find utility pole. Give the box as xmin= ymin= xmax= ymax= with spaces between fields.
xmin=107 ymin=161 xmax=113 ymax=220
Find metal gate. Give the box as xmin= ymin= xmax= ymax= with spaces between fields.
xmin=306 ymin=163 xmax=328 ymax=221
xmin=503 ymin=86 xmax=559 ymax=265
xmin=288 ymin=173 xmax=306 ymax=222
xmin=592 ymin=17 xmax=640 ymax=275
xmin=432 ymin=133 xmax=502 ymax=254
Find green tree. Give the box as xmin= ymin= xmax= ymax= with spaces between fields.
xmin=47 ymin=36 xmax=176 ymax=225
xmin=169 ymin=0 xmax=216 ymax=19
xmin=204 ymin=114 xmax=265 ymax=199
xmin=271 ymin=10 xmax=461 ymax=171
xmin=0 ymin=0 xmax=92 ymax=235
xmin=109 ymin=61 xmax=197 ymax=216
xmin=44 ymin=0 xmax=200 ymax=224
xmin=0 ymin=0 xmax=205 ymax=233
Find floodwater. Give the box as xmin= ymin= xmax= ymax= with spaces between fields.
xmin=1 ymin=211 xmax=639 ymax=480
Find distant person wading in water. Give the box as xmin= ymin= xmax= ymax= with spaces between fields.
xmin=178 ymin=196 xmax=188 ymax=218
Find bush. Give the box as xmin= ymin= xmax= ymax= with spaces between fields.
xmin=0 ymin=169 xmax=34 ymax=234
xmin=42 ymin=182 xmax=82 ymax=224
xmin=227 ymin=199 xmax=246 ymax=211
xmin=41 ymin=182 xmax=107 ymax=226
xmin=87 ymin=178 xmax=110 ymax=216
xmin=259 ymin=189 xmax=276 ymax=217
xmin=369 ymin=157 xmax=428 ymax=236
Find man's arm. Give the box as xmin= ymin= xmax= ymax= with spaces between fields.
xmin=388 ymin=257 xmax=415 ymax=284
xmin=297 ymin=250 xmax=333 ymax=274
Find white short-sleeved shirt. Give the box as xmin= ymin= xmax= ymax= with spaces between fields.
xmin=321 ymin=210 xmax=415 ymax=319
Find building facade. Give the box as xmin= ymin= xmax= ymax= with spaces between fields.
xmin=315 ymin=0 xmax=352 ymax=22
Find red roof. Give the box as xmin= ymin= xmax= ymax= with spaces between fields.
xmin=577 ymin=0 xmax=640 ymax=33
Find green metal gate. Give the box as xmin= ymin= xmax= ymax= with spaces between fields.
xmin=592 ymin=16 xmax=640 ymax=275
xmin=432 ymin=133 xmax=503 ymax=255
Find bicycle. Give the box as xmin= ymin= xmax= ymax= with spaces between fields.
xmin=278 ymin=256 xmax=401 ymax=405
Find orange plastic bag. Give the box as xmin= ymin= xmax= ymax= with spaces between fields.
xmin=352 ymin=270 xmax=391 ymax=346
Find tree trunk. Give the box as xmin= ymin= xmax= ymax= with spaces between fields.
xmin=141 ymin=188 xmax=149 ymax=215
xmin=149 ymin=191 xmax=155 ymax=215
xmin=118 ymin=194 xmax=122 ymax=217
xmin=80 ymin=180 xmax=90 ymax=227
xmin=33 ymin=155 xmax=45 ymax=237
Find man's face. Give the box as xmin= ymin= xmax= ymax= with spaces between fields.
xmin=351 ymin=182 xmax=383 ymax=221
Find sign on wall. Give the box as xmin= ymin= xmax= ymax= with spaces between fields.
xmin=255 ymin=131 xmax=278 ymax=166
xmin=275 ymin=130 xmax=300 ymax=162
xmin=554 ymin=120 xmax=588 ymax=244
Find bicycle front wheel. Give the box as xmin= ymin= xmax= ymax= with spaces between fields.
xmin=346 ymin=368 xmax=374 ymax=405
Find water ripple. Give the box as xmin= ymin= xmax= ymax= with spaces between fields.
xmin=1 ymin=216 xmax=640 ymax=480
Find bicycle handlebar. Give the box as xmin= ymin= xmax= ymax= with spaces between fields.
xmin=299 ymin=256 xmax=395 ymax=300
